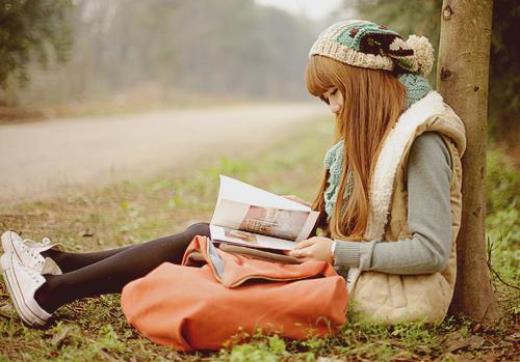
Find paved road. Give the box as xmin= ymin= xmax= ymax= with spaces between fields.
xmin=0 ymin=103 xmax=326 ymax=204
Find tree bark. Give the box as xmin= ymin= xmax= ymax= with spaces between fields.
xmin=437 ymin=0 xmax=498 ymax=324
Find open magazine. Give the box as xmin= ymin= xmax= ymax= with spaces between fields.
xmin=209 ymin=175 xmax=320 ymax=251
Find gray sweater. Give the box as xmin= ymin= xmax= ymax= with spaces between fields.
xmin=333 ymin=131 xmax=453 ymax=275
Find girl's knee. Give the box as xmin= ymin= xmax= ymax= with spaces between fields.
xmin=185 ymin=222 xmax=210 ymax=237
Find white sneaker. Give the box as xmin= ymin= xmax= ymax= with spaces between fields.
xmin=0 ymin=252 xmax=52 ymax=326
xmin=1 ymin=231 xmax=62 ymax=275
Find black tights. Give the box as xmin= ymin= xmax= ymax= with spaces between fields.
xmin=35 ymin=222 xmax=210 ymax=313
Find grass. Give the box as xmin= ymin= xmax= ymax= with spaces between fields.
xmin=0 ymin=118 xmax=518 ymax=361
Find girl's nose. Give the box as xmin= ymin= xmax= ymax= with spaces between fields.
xmin=330 ymin=103 xmax=341 ymax=114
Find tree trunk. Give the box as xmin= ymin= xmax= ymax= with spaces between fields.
xmin=437 ymin=0 xmax=498 ymax=324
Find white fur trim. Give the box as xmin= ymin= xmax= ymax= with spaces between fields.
xmin=364 ymin=90 xmax=445 ymax=241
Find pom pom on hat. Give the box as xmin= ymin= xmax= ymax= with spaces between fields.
xmin=406 ymin=35 xmax=434 ymax=77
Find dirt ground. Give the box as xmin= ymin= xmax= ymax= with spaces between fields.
xmin=0 ymin=103 xmax=327 ymax=204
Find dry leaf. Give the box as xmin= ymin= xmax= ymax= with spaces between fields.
xmin=51 ymin=326 xmax=72 ymax=348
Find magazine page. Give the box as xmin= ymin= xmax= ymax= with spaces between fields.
xmin=210 ymin=176 xmax=320 ymax=246
xmin=211 ymin=199 xmax=318 ymax=242
xmin=217 ymin=175 xmax=309 ymax=211
xmin=209 ymin=224 xmax=297 ymax=250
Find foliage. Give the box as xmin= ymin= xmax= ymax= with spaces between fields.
xmin=0 ymin=0 xmax=72 ymax=90
xmin=488 ymin=0 xmax=520 ymax=139
xmin=8 ymin=0 xmax=318 ymax=106
xmin=486 ymin=148 xmax=520 ymax=215
xmin=485 ymin=148 xmax=520 ymax=313
xmin=219 ymin=335 xmax=290 ymax=362
xmin=351 ymin=0 xmax=520 ymax=139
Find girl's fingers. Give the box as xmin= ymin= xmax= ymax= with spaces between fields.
xmin=287 ymin=250 xmax=299 ymax=257
xmin=293 ymin=254 xmax=311 ymax=263
xmin=293 ymin=238 xmax=315 ymax=249
xmin=288 ymin=247 xmax=311 ymax=258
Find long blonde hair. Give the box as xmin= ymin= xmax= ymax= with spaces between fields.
xmin=305 ymin=55 xmax=406 ymax=240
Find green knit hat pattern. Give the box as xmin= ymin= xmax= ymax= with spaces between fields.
xmin=309 ymin=19 xmax=435 ymax=77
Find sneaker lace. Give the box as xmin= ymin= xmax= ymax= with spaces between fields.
xmin=20 ymin=241 xmax=44 ymax=266
xmin=26 ymin=266 xmax=43 ymax=283
xmin=23 ymin=237 xmax=52 ymax=248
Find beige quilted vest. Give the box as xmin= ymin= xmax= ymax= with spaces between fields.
xmin=349 ymin=90 xmax=466 ymax=324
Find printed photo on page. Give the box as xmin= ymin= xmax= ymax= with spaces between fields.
xmin=209 ymin=175 xmax=319 ymax=250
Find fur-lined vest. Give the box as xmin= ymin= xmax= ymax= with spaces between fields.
xmin=348 ymin=90 xmax=466 ymax=324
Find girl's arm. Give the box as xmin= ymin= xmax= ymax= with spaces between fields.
xmin=334 ymin=131 xmax=454 ymax=275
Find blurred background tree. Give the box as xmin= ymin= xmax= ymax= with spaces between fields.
xmin=1 ymin=0 xmax=320 ymax=107
xmin=0 ymin=0 xmax=72 ymax=98
xmin=351 ymin=0 xmax=519 ymax=143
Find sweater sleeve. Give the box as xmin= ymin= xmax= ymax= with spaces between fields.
xmin=333 ymin=131 xmax=454 ymax=275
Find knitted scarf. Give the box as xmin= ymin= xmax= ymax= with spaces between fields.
xmin=323 ymin=73 xmax=431 ymax=219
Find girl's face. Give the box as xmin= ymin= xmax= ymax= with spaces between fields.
xmin=320 ymin=87 xmax=343 ymax=115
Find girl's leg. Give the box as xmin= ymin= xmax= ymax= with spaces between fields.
xmin=41 ymin=222 xmax=208 ymax=273
xmin=34 ymin=222 xmax=210 ymax=313
xmin=42 ymin=245 xmax=135 ymax=273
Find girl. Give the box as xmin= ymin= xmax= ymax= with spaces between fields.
xmin=1 ymin=19 xmax=466 ymax=326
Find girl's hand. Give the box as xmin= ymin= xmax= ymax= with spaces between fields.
xmin=281 ymin=194 xmax=311 ymax=207
xmin=286 ymin=237 xmax=334 ymax=263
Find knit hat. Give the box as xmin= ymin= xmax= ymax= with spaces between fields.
xmin=309 ymin=19 xmax=434 ymax=77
